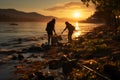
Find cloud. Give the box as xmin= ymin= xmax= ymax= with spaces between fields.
xmin=43 ymin=1 xmax=95 ymax=19
xmin=45 ymin=2 xmax=87 ymax=11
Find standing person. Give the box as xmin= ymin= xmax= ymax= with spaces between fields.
xmin=61 ymin=21 xmax=75 ymax=43
xmin=46 ymin=18 xmax=56 ymax=45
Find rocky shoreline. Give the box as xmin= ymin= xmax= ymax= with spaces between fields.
xmin=0 ymin=25 xmax=120 ymax=80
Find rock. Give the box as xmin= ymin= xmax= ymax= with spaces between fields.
xmin=86 ymin=54 xmax=94 ymax=59
xmin=86 ymin=32 xmax=95 ymax=39
xmin=28 ymin=73 xmax=35 ymax=79
xmin=48 ymin=59 xmax=62 ymax=70
xmin=34 ymin=71 xmax=45 ymax=80
xmin=11 ymin=54 xmax=18 ymax=60
xmin=111 ymin=52 xmax=120 ymax=61
xmin=11 ymin=54 xmax=24 ymax=60
xmin=97 ymin=31 xmax=104 ymax=38
xmin=1 ymin=55 xmax=13 ymax=62
xmin=41 ymin=43 xmax=51 ymax=51
xmin=28 ymin=73 xmax=37 ymax=80
xmin=18 ymin=54 xmax=24 ymax=60
xmin=69 ymin=52 xmax=81 ymax=59
xmin=62 ymin=59 xmax=78 ymax=76
xmin=112 ymin=35 xmax=120 ymax=42
xmin=60 ymin=55 xmax=69 ymax=61
xmin=45 ymin=75 xmax=54 ymax=80
xmin=103 ymin=64 xmax=120 ymax=80
xmin=78 ymin=36 xmax=85 ymax=43
xmin=28 ymin=54 xmax=38 ymax=58
xmin=63 ymin=43 xmax=72 ymax=48
xmin=17 ymin=38 xmax=22 ymax=44
xmin=22 ymin=45 xmax=43 ymax=53
xmin=18 ymin=77 xmax=27 ymax=80
xmin=0 ymin=49 xmax=19 ymax=54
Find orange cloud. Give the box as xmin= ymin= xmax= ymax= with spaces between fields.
xmin=42 ymin=1 xmax=95 ymax=19
xmin=45 ymin=2 xmax=94 ymax=11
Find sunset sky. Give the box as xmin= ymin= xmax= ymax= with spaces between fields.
xmin=0 ymin=0 xmax=96 ymax=20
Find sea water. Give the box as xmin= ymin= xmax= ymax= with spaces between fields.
xmin=0 ymin=22 xmax=101 ymax=50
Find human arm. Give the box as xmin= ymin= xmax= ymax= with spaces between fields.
xmin=61 ymin=27 xmax=67 ymax=34
xmin=53 ymin=29 xmax=57 ymax=35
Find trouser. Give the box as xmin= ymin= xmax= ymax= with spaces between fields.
xmin=47 ymin=31 xmax=53 ymax=45
xmin=68 ymin=31 xmax=73 ymax=43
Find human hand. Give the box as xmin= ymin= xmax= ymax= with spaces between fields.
xmin=54 ymin=32 xmax=57 ymax=35
xmin=61 ymin=32 xmax=63 ymax=34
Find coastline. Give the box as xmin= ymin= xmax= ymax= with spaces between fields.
xmin=0 ymin=24 xmax=120 ymax=80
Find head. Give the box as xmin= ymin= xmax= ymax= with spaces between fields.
xmin=65 ymin=21 xmax=69 ymax=25
xmin=52 ymin=18 xmax=55 ymax=23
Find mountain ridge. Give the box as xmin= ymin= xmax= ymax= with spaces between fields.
xmin=0 ymin=8 xmax=56 ymax=22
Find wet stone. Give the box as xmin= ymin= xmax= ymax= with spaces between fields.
xmin=45 ymin=75 xmax=54 ymax=80
xmin=28 ymin=73 xmax=36 ymax=80
xmin=41 ymin=43 xmax=51 ymax=51
xmin=18 ymin=54 xmax=24 ymax=60
xmin=0 ymin=49 xmax=20 ymax=55
xmin=11 ymin=54 xmax=24 ymax=60
xmin=11 ymin=54 xmax=18 ymax=60
xmin=34 ymin=71 xmax=45 ymax=80
xmin=48 ymin=59 xmax=62 ymax=70
xmin=22 ymin=45 xmax=43 ymax=53
xmin=62 ymin=59 xmax=78 ymax=76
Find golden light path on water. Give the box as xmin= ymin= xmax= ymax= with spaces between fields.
xmin=73 ymin=22 xmax=81 ymax=39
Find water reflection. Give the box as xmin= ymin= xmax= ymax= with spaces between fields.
xmin=75 ymin=22 xmax=80 ymax=30
xmin=73 ymin=22 xmax=81 ymax=39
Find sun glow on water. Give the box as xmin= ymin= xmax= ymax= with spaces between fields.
xmin=75 ymin=22 xmax=79 ymax=30
xmin=73 ymin=22 xmax=81 ymax=39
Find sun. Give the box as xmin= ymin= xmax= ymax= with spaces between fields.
xmin=73 ymin=12 xmax=81 ymax=18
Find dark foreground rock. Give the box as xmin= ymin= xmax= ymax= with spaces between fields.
xmin=103 ymin=64 xmax=120 ymax=80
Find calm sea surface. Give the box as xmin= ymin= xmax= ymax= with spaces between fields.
xmin=0 ymin=22 xmax=102 ymax=49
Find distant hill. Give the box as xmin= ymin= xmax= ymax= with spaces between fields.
xmin=0 ymin=9 xmax=56 ymax=22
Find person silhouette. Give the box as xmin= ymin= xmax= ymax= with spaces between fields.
xmin=46 ymin=18 xmax=56 ymax=45
xmin=61 ymin=21 xmax=75 ymax=43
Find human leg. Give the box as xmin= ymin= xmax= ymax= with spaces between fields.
xmin=48 ymin=35 xmax=50 ymax=45
xmin=47 ymin=31 xmax=52 ymax=45
xmin=68 ymin=32 xmax=72 ymax=43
